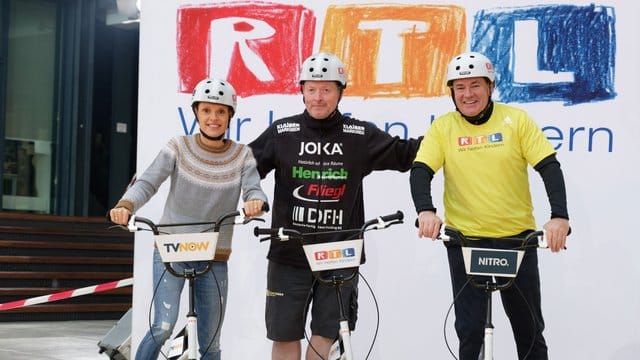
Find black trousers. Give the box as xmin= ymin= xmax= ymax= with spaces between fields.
xmin=446 ymin=240 xmax=548 ymax=360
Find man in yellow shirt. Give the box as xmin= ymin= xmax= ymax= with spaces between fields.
xmin=410 ymin=52 xmax=570 ymax=360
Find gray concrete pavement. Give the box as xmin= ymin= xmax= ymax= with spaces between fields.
xmin=0 ymin=320 xmax=116 ymax=360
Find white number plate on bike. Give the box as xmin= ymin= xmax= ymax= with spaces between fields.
xmin=154 ymin=232 xmax=219 ymax=262
xmin=303 ymin=239 xmax=363 ymax=271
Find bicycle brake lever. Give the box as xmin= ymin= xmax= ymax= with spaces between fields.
xmin=278 ymin=228 xmax=290 ymax=241
xmin=127 ymin=214 xmax=138 ymax=232
xmin=539 ymin=230 xmax=549 ymax=248
xmin=539 ymin=230 xmax=568 ymax=250
xmin=374 ymin=217 xmax=403 ymax=229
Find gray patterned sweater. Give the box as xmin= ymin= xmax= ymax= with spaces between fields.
xmin=116 ymin=134 xmax=268 ymax=261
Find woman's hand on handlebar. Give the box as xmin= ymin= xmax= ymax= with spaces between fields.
xmin=416 ymin=210 xmax=443 ymax=240
xmin=543 ymin=218 xmax=570 ymax=253
xmin=243 ymin=199 xmax=266 ymax=218
xmin=109 ymin=207 xmax=131 ymax=225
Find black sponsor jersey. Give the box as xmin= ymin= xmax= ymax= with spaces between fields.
xmin=250 ymin=110 xmax=420 ymax=267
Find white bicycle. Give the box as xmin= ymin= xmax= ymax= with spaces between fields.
xmin=254 ymin=211 xmax=404 ymax=360
xmin=438 ymin=226 xmax=567 ymax=360
xmin=117 ymin=208 xmax=265 ymax=360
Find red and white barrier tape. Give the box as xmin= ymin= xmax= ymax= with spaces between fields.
xmin=0 ymin=277 xmax=133 ymax=311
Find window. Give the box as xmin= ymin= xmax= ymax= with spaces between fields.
xmin=1 ymin=0 xmax=57 ymax=213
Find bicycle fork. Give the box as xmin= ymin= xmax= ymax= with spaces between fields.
xmin=482 ymin=281 xmax=498 ymax=360
xmin=183 ymin=270 xmax=199 ymax=360
xmin=328 ymin=277 xmax=353 ymax=360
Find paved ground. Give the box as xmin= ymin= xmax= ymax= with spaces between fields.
xmin=0 ymin=320 xmax=118 ymax=360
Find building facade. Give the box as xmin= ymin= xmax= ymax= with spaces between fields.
xmin=0 ymin=0 xmax=138 ymax=217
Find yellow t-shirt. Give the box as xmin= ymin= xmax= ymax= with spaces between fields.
xmin=414 ymin=103 xmax=555 ymax=237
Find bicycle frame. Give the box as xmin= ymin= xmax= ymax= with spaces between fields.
xmin=254 ymin=210 xmax=404 ymax=360
xmin=122 ymin=209 xmax=265 ymax=360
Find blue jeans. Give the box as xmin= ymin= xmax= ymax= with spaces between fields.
xmin=135 ymin=249 xmax=228 ymax=360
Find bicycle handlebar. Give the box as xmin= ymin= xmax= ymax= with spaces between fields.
xmin=414 ymin=218 xmax=570 ymax=250
xmin=111 ymin=206 xmax=267 ymax=279
xmin=439 ymin=227 xmax=545 ymax=249
xmin=122 ymin=204 xmax=268 ymax=235
xmin=362 ymin=210 xmax=404 ymax=230
xmin=254 ymin=210 xmax=404 ymax=242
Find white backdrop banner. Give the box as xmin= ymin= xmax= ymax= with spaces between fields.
xmin=134 ymin=0 xmax=639 ymax=359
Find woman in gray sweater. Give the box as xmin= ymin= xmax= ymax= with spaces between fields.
xmin=109 ymin=78 xmax=268 ymax=360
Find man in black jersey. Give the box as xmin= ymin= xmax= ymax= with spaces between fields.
xmin=250 ymin=53 xmax=421 ymax=360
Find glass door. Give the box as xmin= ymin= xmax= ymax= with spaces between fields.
xmin=2 ymin=0 xmax=57 ymax=213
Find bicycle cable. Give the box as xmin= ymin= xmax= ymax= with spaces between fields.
xmin=151 ymin=268 xmax=171 ymax=359
xmin=199 ymin=264 xmax=224 ymax=359
xmin=126 ymin=227 xmax=174 ymax=360
xmin=303 ymin=277 xmax=325 ymax=360
xmin=357 ymin=270 xmax=380 ymax=360
xmin=443 ymin=277 xmax=470 ymax=360
xmin=512 ymin=280 xmax=540 ymax=360
xmin=133 ymin=225 xmax=226 ymax=359
xmin=441 ymin=262 xmax=542 ymax=359
xmin=300 ymin=270 xmax=382 ymax=360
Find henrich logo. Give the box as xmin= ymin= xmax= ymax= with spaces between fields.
xmin=298 ymin=142 xmax=344 ymax=156
xmin=343 ymin=124 xmax=365 ymax=135
xmin=293 ymin=206 xmax=343 ymax=226
xmin=458 ymin=133 xmax=503 ymax=147
xmin=293 ymin=184 xmax=347 ymax=203
xmin=161 ymin=241 xmax=210 ymax=253
xmin=314 ymin=247 xmax=356 ymax=261
xmin=292 ymin=166 xmax=348 ymax=180
xmin=277 ymin=122 xmax=301 ymax=134
xmin=176 ymin=4 xmax=615 ymax=104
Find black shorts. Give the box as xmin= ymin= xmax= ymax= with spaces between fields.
xmin=265 ymin=260 xmax=359 ymax=341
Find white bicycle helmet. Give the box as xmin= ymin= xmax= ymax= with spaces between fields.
xmin=191 ymin=78 xmax=237 ymax=115
xmin=299 ymin=52 xmax=347 ymax=88
xmin=446 ymin=52 xmax=495 ymax=86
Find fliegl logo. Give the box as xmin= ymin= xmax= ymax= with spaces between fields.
xmin=293 ymin=183 xmax=347 ymax=203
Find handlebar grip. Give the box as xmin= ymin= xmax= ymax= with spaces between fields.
xmin=261 ymin=202 xmax=270 ymax=212
xmin=254 ymin=226 xmax=279 ymax=237
xmin=379 ymin=210 xmax=404 ymax=222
